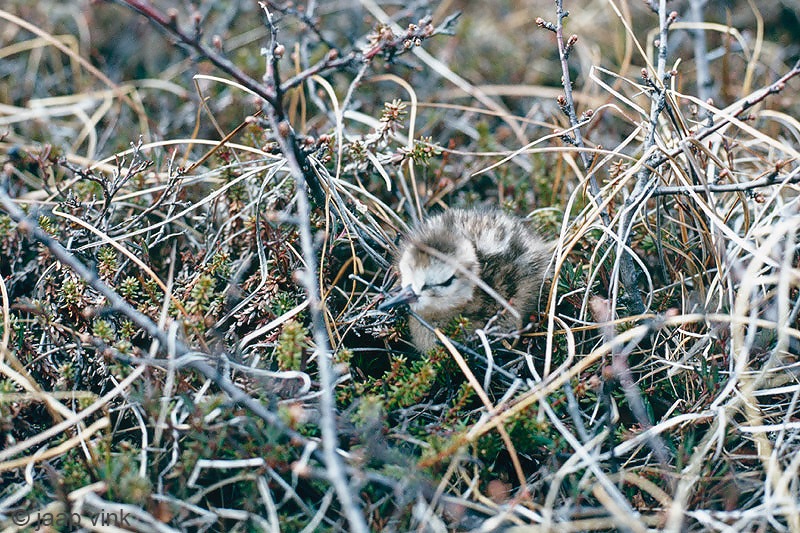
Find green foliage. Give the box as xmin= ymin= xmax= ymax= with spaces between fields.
xmin=118 ymin=319 xmax=135 ymax=339
xmin=58 ymin=277 xmax=84 ymax=307
xmin=61 ymin=450 xmax=92 ymax=491
xmin=270 ymin=291 xmax=297 ymax=316
xmin=93 ymin=319 xmax=114 ymax=341
xmin=385 ymin=354 xmax=437 ymax=409
xmin=119 ymin=276 xmax=140 ymax=298
xmin=97 ymin=246 xmax=118 ymax=279
xmin=187 ymin=274 xmax=216 ymax=315
xmin=38 ymin=215 xmax=58 ymax=237
xmin=0 ymin=214 xmax=12 ymax=236
xmin=401 ymin=136 xmax=442 ymax=166
xmin=101 ymin=446 xmax=152 ymax=505
xmin=352 ymin=394 xmax=384 ymax=428
xmin=276 ymin=319 xmax=308 ymax=371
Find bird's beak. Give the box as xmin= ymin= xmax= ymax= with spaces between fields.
xmin=378 ymin=285 xmax=418 ymax=311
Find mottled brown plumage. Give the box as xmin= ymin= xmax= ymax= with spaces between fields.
xmin=380 ymin=209 xmax=553 ymax=352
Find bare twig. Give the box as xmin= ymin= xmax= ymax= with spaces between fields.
xmin=264 ymin=113 xmax=368 ymax=532
xmin=538 ymin=1 xmax=607 ymax=222
xmin=653 ymin=164 xmax=800 ymax=196
xmin=688 ymin=0 xmax=712 ymax=110
xmin=653 ymin=58 xmax=800 ymax=170
xmin=259 ymin=9 xmax=367 ymax=531
xmin=116 ymin=0 xmax=456 ymax=210
xmin=590 ymin=297 xmax=672 ymax=469
xmin=612 ymin=0 xmax=675 ymax=316
xmin=58 ymin=139 xmax=152 ymax=229
xmin=260 ymin=0 xmax=340 ymax=51
xmin=553 ymin=2 xmax=599 ymax=200
xmin=117 ymin=0 xmax=279 ymax=106
xmin=610 ymin=57 xmax=800 ymax=317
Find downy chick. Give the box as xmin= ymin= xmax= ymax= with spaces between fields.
xmin=379 ymin=209 xmax=553 ymax=352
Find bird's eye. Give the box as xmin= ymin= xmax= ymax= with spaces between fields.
xmin=440 ymin=275 xmax=456 ymax=287
xmin=421 ymin=275 xmax=456 ymax=291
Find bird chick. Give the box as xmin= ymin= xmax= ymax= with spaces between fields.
xmin=379 ymin=209 xmax=553 ymax=352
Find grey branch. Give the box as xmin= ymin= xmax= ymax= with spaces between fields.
xmin=653 ymin=165 xmax=800 ymax=196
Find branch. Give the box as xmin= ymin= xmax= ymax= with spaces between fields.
xmin=260 ymin=0 xmax=340 ymax=51
xmin=279 ymin=14 xmax=454 ymax=94
xmin=258 ymin=9 xmax=367 ymax=527
xmin=538 ymin=1 xmax=658 ymax=321
xmin=264 ymin=108 xmax=368 ymax=533
xmin=653 ymin=58 xmax=800 ymax=170
xmin=117 ymin=0 xmax=279 ymax=108
xmin=590 ymin=297 xmax=672 ymax=470
xmin=278 ymin=50 xmax=359 ymax=95
xmin=688 ymin=0 xmax=712 ymax=111
xmin=538 ymin=1 xmax=607 ymax=224
xmin=652 ymin=164 xmax=800 ymax=196
xmin=116 ymin=1 xmax=457 ymax=208
xmin=612 ymin=1 xmax=675 ymax=317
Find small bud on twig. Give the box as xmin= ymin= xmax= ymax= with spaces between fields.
xmin=769 ymin=82 xmax=786 ymax=94
xmin=667 ymin=11 xmax=679 ymax=27
xmin=212 ymin=34 xmax=223 ymax=51
xmin=535 ymin=17 xmax=557 ymax=32
xmin=191 ymin=11 xmax=202 ymax=33
xmin=564 ymin=34 xmax=578 ymax=58
xmin=557 ymin=94 xmax=569 ymax=117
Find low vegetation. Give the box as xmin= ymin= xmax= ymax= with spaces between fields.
xmin=1 ymin=0 xmax=799 ymax=531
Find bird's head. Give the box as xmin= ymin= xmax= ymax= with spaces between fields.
xmin=379 ymin=231 xmax=478 ymax=318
